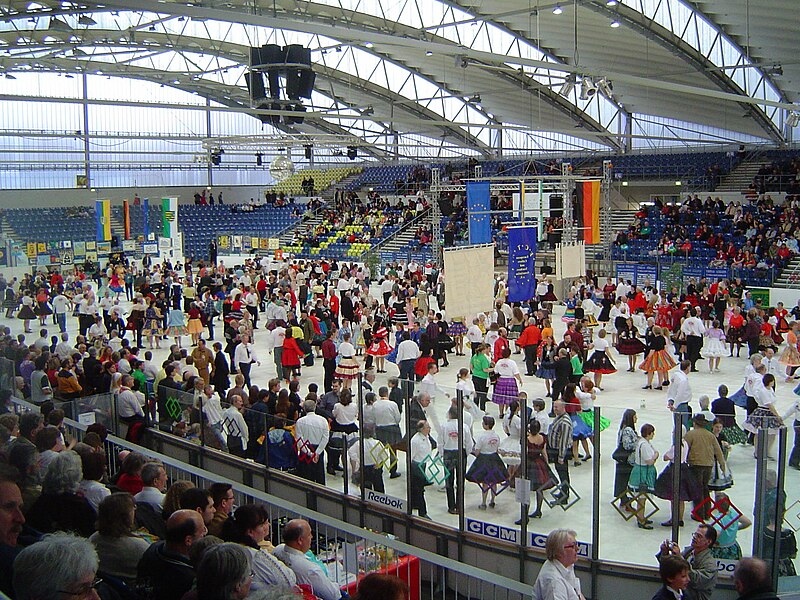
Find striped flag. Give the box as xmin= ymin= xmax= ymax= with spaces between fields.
xmin=143 ymin=198 xmax=150 ymax=238
xmin=122 ymin=199 xmax=131 ymax=240
xmin=574 ymin=181 xmax=600 ymax=244
xmin=162 ymin=197 xmax=178 ymax=238
xmin=95 ymin=199 xmax=111 ymax=241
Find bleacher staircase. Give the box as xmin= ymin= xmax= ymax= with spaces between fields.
xmin=716 ymin=160 xmax=763 ymax=193
xmin=773 ymin=256 xmax=800 ymax=288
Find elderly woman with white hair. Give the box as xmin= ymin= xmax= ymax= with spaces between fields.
xmin=13 ymin=532 xmax=105 ymax=600
xmin=26 ymin=450 xmax=96 ymax=537
xmin=532 ymin=528 xmax=585 ymax=600
xmin=195 ymin=542 xmax=254 ymax=600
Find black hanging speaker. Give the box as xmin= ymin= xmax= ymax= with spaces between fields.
xmin=245 ymin=72 xmax=266 ymax=100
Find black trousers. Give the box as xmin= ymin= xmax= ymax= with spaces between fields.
xmin=553 ymin=460 xmax=571 ymax=497
xmin=690 ymin=465 xmax=713 ymax=518
xmin=523 ymin=345 xmax=538 ymax=375
xmin=443 ymin=449 xmax=465 ymax=511
xmin=473 ymin=376 xmax=489 ymax=410
xmin=238 ymin=362 xmax=252 ymax=388
xmin=686 ymin=335 xmax=702 ymax=369
xmin=323 ymin=358 xmax=336 ymax=393
xmin=790 ymin=421 xmax=800 ymax=467
xmin=363 ymin=465 xmax=385 ymax=492
xmin=410 ymin=462 xmax=428 ymax=516
xmin=297 ymin=445 xmax=325 ymax=485
xmin=552 ymin=378 xmax=568 ymax=401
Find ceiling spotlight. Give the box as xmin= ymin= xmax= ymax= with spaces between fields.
xmin=426 ymin=50 xmax=433 ymax=56
xmin=559 ymin=74 xmax=576 ymax=98
xmin=787 ymin=111 xmax=800 ymax=129
xmin=148 ymin=24 xmax=156 ymax=31
xmin=765 ymin=64 xmax=783 ymax=77
xmin=580 ymin=77 xmax=597 ymax=100
xmin=361 ymin=105 xmax=374 ymax=116
xmin=552 ymin=5 xmax=563 ymax=15
xmin=610 ymin=20 xmax=620 ymax=27
xmin=4 ymin=73 xmax=16 ymax=80
xmin=78 ymin=15 xmax=96 ymax=25
xmin=606 ymin=0 xmax=618 ymax=5
xmin=364 ymin=42 xmax=374 ymax=49
xmin=596 ymin=77 xmax=613 ymax=96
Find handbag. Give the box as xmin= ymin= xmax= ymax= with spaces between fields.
xmin=612 ymin=444 xmax=632 ymax=463
xmin=708 ymin=460 xmax=733 ymax=491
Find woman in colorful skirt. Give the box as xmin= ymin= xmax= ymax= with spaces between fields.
xmin=640 ymin=326 xmax=677 ymax=390
xmin=584 ymin=329 xmax=616 ymax=390
xmin=744 ymin=373 xmax=784 ymax=459
xmin=628 ymin=423 xmax=658 ymax=529
xmin=535 ymin=337 xmax=557 ymax=397
xmin=710 ymin=493 xmax=752 ymax=560
xmin=703 ymin=320 xmax=727 ymax=373
xmin=498 ymin=399 xmax=523 ymax=488
xmin=108 ymin=270 xmax=124 ymax=300
xmin=465 ymin=415 xmax=508 ymax=510
xmin=775 ymin=302 xmax=791 ymax=333
xmin=711 ymin=384 xmax=748 ymax=445
xmin=654 ymin=439 xmax=702 ymax=527
xmin=491 ymin=347 xmax=522 ymax=419
xmin=166 ymin=308 xmax=189 ymax=348
xmin=727 ymin=305 xmax=746 ymax=357
xmin=779 ymin=321 xmax=800 ymax=382
xmin=17 ymin=291 xmax=37 ymax=333
xmin=366 ymin=318 xmax=392 ymax=373
xmin=3 ymin=287 xmax=18 ymax=318
xmin=576 ymin=378 xmax=611 ymax=433
xmin=562 ymin=383 xmax=593 ymax=466
xmin=34 ymin=288 xmax=52 ymax=327
xmin=334 ymin=331 xmax=360 ymax=391
xmin=187 ymin=302 xmax=204 ymax=347
xmin=141 ymin=298 xmax=163 ymax=349
xmin=562 ymin=293 xmax=577 ymax=323
xmin=617 ymin=318 xmax=647 ymax=373
xmin=447 ymin=316 xmax=468 ymax=356
xmin=517 ymin=418 xmax=557 ymax=522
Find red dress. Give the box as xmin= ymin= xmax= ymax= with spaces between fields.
xmin=366 ymin=326 xmax=392 ymax=357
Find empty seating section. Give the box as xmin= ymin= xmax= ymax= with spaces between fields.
xmin=5 ymin=207 xmax=96 ymax=242
xmin=179 ymin=205 xmax=299 ymax=260
xmin=111 ymin=204 xmax=162 ymax=239
xmin=609 ymin=151 xmax=732 ymax=184
xmin=271 ymin=167 xmax=362 ymax=195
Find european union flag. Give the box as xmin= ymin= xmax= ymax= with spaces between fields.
xmin=507 ymin=226 xmax=537 ymax=302
xmin=467 ymin=181 xmax=492 ymax=245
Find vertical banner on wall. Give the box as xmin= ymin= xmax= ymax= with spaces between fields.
xmin=162 ymin=197 xmax=178 ymax=239
xmin=142 ymin=198 xmax=150 ymax=239
xmin=95 ymin=199 xmax=111 ymax=241
xmin=574 ymin=180 xmax=600 ymax=244
xmin=122 ymin=199 xmax=131 ymax=240
xmin=507 ymin=226 xmax=537 ymax=302
xmin=466 ymin=181 xmax=492 ymax=245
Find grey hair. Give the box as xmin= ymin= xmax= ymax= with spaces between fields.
xmin=544 ymin=528 xmax=577 ymax=561
xmin=13 ymin=532 xmax=99 ymax=600
xmin=750 ymin=353 xmax=763 ymax=365
xmin=42 ymin=450 xmax=82 ymax=495
xmin=141 ymin=461 xmax=165 ymax=486
xmin=196 ymin=542 xmax=252 ymax=600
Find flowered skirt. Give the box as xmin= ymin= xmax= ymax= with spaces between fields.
xmin=779 ymin=345 xmax=800 ymax=367
xmin=743 ymin=407 xmax=782 ymax=434
xmin=142 ymin=318 xmax=163 ymax=336
xmin=498 ymin=435 xmax=522 ymax=465
xmin=722 ymin=424 xmax=748 ymax=445
xmin=448 ymin=322 xmax=467 ymax=336
xmin=711 ymin=543 xmax=742 ymax=561
xmin=639 ymin=349 xmax=677 ymax=373
xmin=166 ymin=325 xmax=189 ymax=336
xmin=492 ymin=377 xmax=518 ymax=406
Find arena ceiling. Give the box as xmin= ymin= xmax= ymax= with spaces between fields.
xmin=1 ymin=0 xmax=799 ymax=158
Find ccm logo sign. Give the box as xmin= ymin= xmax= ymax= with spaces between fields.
xmin=529 ymin=533 xmax=591 ymax=558
xmin=365 ymin=490 xmax=406 ymax=512
xmin=466 ymin=519 xmax=520 ymax=543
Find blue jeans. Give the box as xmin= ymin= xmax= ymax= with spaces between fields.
xmin=56 ymin=313 xmax=66 ymax=333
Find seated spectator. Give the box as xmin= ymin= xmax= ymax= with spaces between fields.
xmin=33 ymin=426 xmax=63 ymax=472
xmin=114 ymin=451 xmax=147 ymax=495
xmin=220 ymin=504 xmax=297 ymax=591
xmin=13 ymin=532 xmax=106 ymax=600
xmin=163 ymin=480 xmax=195 ymax=520
xmin=77 ymin=451 xmax=110 ymax=513
xmin=137 ymin=509 xmax=206 ymax=600
xmin=273 ymin=519 xmax=341 ymax=600
xmin=134 ymin=462 xmax=168 ymax=511
xmin=89 ymin=493 xmax=151 ymax=585
xmin=180 ymin=487 xmax=216 ymax=526
xmin=193 ymin=543 xmax=254 ymax=600
xmin=26 ymin=450 xmax=95 ymax=537
xmin=207 ymin=482 xmax=234 ymax=537
xmin=0 ymin=467 xmax=25 ymax=598
xmin=7 ymin=443 xmax=40 ymax=515
xmin=352 ymin=573 xmax=409 ymax=600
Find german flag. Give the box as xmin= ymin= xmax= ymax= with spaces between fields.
xmin=123 ymin=199 xmax=131 ymax=240
xmin=574 ymin=180 xmax=600 ymax=244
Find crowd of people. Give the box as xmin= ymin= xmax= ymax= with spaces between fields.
xmin=750 ymin=156 xmax=800 ymax=195
xmin=0 ymin=241 xmax=797 ymax=598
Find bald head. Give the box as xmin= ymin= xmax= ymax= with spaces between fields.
xmin=282 ymin=518 xmax=312 ymax=552
xmin=165 ymin=509 xmax=206 ymax=550
xmin=734 ymin=558 xmax=773 ymax=596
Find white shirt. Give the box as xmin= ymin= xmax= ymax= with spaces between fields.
xmin=117 ymin=388 xmax=144 ymax=418
xmin=438 ymin=419 xmax=475 ymax=452
xmin=681 ymin=316 xmax=706 ymax=337
xmin=417 ymin=373 xmax=448 ymax=400
xmin=294 ymin=412 xmax=330 ymax=456
xmin=338 ymin=341 xmax=356 ymax=358
xmin=55 ymin=341 xmax=73 ymax=360
xmin=78 ymin=479 xmax=111 ymax=513
xmin=533 ymin=559 xmax=582 ymax=600
xmin=410 ymin=432 xmax=433 ymax=463
xmin=466 ymin=324 xmax=483 ymax=344
xmin=373 ymin=398 xmax=401 ymax=427
xmin=494 ymin=358 xmax=520 ymax=378
xmin=51 ymin=295 xmax=70 ymax=314
xmin=271 ymin=545 xmax=340 ymax=600
xmin=348 ymin=436 xmax=384 ymax=467
xmin=234 ymin=343 xmax=257 ymax=366
xmin=202 ymin=394 xmax=224 ymax=425
xmin=395 ymin=339 xmax=421 ymax=362
xmin=666 ymin=369 xmax=692 ymax=405
xmin=474 ymin=430 xmax=501 ymax=455
xmin=134 ymin=486 xmax=166 ymax=510
xmin=272 ymin=326 xmax=286 ymax=347
xmin=754 ymin=384 xmax=776 ymax=408
xmin=222 ymin=405 xmax=249 ymax=444
xmin=333 ymin=402 xmax=358 ymax=425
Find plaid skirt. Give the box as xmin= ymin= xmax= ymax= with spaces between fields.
xmin=492 ymin=376 xmax=519 ymax=406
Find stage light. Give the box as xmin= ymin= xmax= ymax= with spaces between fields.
xmin=610 ymin=20 xmax=620 ymax=27
xmin=559 ymin=74 xmax=576 ymax=98
xmin=579 ymin=77 xmax=597 ymax=100
xmin=553 ymin=5 xmax=563 ymax=14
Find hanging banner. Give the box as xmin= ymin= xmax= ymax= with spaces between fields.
xmin=574 ymin=181 xmax=600 ymax=244
xmin=95 ymin=199 xmax=111 ymax=242
xmin=466 ymin=181 xmax=492 ymax=245
xmin=122 ymin=199 xmax=131 ymax=240
xmin=507 ymin=226 xmax=538 ymax=303
xmin=162 ymin=197 xmax=178 ymax=238
xmin=143 ymin=198 xmax=150 ymax=239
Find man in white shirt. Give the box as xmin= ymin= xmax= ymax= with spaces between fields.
xmin=222 ymin=394 xmax=249 ymax=457
xmin=409 ymin=420 xmax=433 ymax=518
xmin=667 ymin=360 xmax=693 ymax=431
xmin=681 ymin=307 xmax=706 ymax=372
xmin=271 ymin=323 xmax=286 ymax=376
xmin=417 ymin=363 xmax=450 ymax=402
xmin=87 ymin=316 xmax=107 ymax=345
xmin=233 ymin=334 xmax=259 ymax=389
xmin=117 ymin=374 xmax=145 ymax=424
xmin=273 ymin=520 xmax=341 ymax=600
xmin=294 ymin=399 xmax=330 ymax=485
xmin=134 ymin=462 xmax=167 ymax=510
xmin=55 ymin=333 xmax=73 ymax=361
xmin=141 ymin=351 xmax=160 ymax=382
xmin=373 ymin=389 xmax=402 ymax=479
xmin=439 ymin=406 xmax=475 ymax=514
xmin=51 ymin=292 xmax=70 ymax=333
xmin=466 ymin=318 xmax=484 ymax=355
xmin=32 ymin=329 xmax=49 ymax=352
